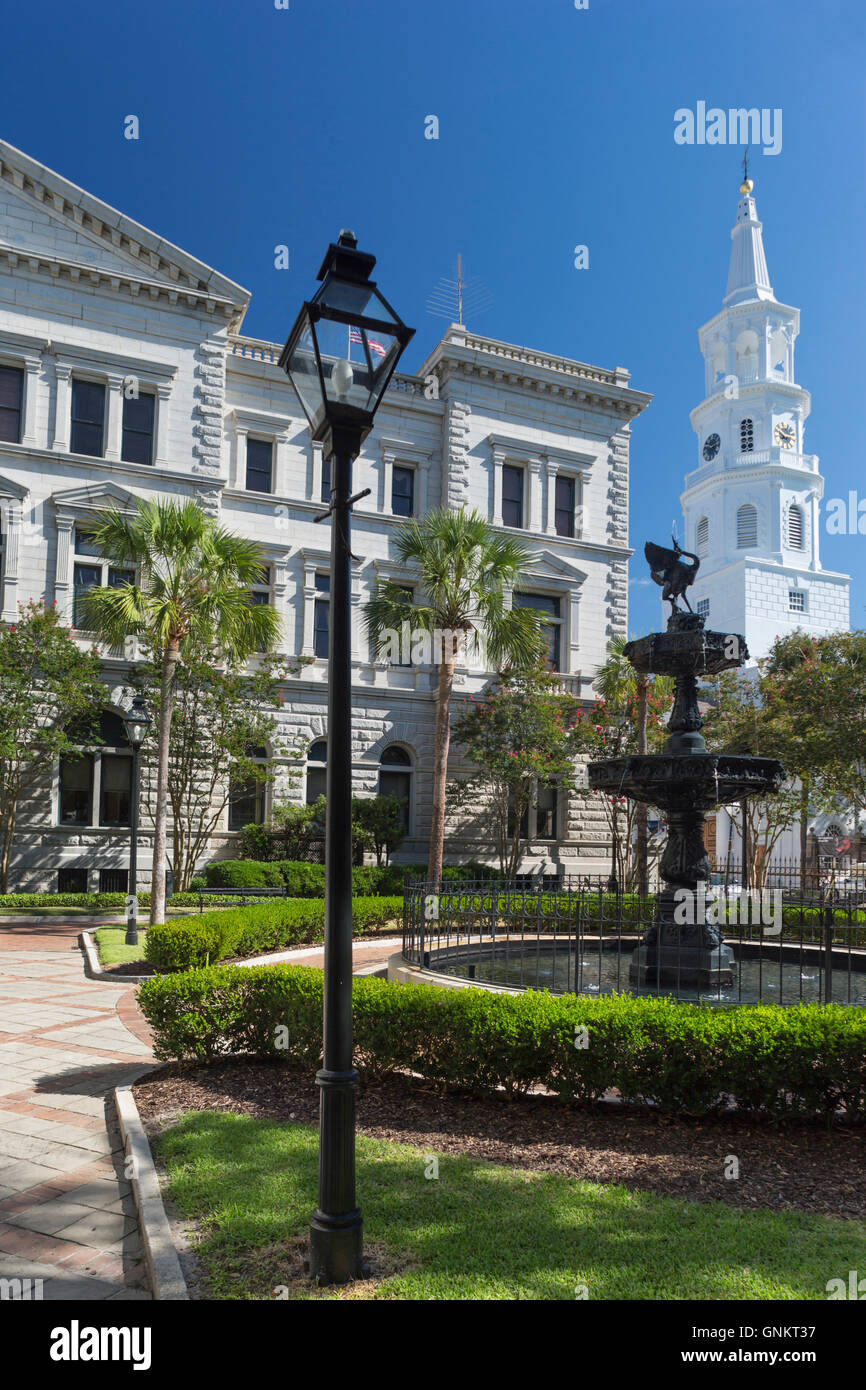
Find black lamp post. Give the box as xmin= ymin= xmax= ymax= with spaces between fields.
xmin=280 ymin=231 xmax=413 ymax=1285
xmin=123 ymin=694 xmax=152 ymax=948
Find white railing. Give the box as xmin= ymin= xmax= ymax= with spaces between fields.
xmin=459 ymin=333 xmax=620 ymax=385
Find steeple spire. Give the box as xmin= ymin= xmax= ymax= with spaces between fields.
xmin=724 ymin=167 xmax=774 ymax=308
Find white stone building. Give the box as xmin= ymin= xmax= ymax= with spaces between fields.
xmin=680 ymin=177 xmax=850 ymax=661
xmin=0 ymin=139 xmax=651 ymax=890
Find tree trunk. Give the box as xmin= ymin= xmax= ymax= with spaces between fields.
xmin=149 ymin=641 xmax=179 ymax=926
xmin=635 ymin=673 xmax=649 ymax=896
xmin=427 ymin=654 xmax=455 ymax=889
xmin=799 ymin=778 xmax=810 ymax=889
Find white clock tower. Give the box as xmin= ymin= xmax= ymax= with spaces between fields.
xmin=680 ymin=175 xmax=850 ymax=661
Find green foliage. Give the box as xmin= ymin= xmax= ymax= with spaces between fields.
xmin=139 ymin=964 xmax=866 ymax=1121
xmin=143 ymin=895 xmax=403 ymax=971
xmin=237 ymin=822 xmax=273 ymax=861
xmin=204 ymin=859 xmax=284 ymax=889
xmin=351 ymin=795 xmax=406 ymax=866
xmin=0 ymin=600 xmax=106 ymax=891
xmin=453 ymin=663 xmax=585 ymax=878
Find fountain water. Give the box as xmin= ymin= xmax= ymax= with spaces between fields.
xmin=588 ymin=539 xmax=785 ymax=991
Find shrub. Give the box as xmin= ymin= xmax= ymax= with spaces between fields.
xmin=203 ymin=860 xmax=284 ymax=890
xmin=137 ymin=964 xmax=866 ymax=1122
xmin=144 ymin=895 xmax=403 ymax=971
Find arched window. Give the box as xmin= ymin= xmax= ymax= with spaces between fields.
xmin=696 ymin=516 xmax=709 ymax=557
xmin=306 ymin=739 xmax=328 ymax=804
xmin=737 ymin=503 xmax=757 ymax=548
xmin=740 ymin=418 xmax=754 ymax=453
xmin=787 ymin=505 xmax=804 ymax=549
xmin=378 ymin=745 xmax=413 ymax=833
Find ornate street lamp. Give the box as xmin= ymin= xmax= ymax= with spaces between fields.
xmin=280 ymin=231 xmax=414 ymax=1285
xmin=123 ymin=694 xmax=152 ymax=948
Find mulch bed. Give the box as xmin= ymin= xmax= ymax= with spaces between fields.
xmin=133 ymin=1059 xmax=866 ymax=1222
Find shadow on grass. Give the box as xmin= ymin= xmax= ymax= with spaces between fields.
xmin=155 ymin=1111 xmax=865 ymax=1301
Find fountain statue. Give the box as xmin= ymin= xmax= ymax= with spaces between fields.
xmin=588 ymin=537 xmax=786 ymax=990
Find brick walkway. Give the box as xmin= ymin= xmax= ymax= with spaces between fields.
xmin=0 ymin=923 xmax=153 ymax=1300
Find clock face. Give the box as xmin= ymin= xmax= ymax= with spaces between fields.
xmin=775 ymin=422 xmax=796 ymax=449
xmin=702 ymin=433 xmax=721 ymax=461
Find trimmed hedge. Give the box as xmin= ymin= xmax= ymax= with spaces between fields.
xmin=0 ymin=891 xmax=262 ymax=911
xmin=144 ymin=895 xmax=403 ymax=971
xmin=137 ymin=964 xmax=866 ymax=1121
xmin=203 ymin=858 xmax=507 ymax=897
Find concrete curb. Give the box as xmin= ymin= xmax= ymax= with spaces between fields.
xmin=80 ymin=929 xmax=152 ymax=985
xmin=114 ymin=1084 xmax=189 ymax=1301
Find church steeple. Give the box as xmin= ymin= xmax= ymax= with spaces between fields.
xmin=679 ymin=168 xmax=850 ymax=661
xmin=725 ymin=168 xmax=774 ymax=307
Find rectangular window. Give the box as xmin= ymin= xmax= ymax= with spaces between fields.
xmin=58 ymin=866 xmax=88 ymax=893
xmin=247 ymin=568 xmax=271 ymax=607
xmin=696 ymin=598 xmax=710 ymax=618
xmin=121 ymin=391 xmax=155 ymax=465
xmin=59 ymin=755 xmax=93 ymax=825
xmin=321 ymin=455 xmax=331 ymax=503
xmin=246 ymin=438 xmax=273 ymax=493
xmin=789 ymin=590 xmax=805 ymax=613
xmin=502 ymin=465 xmax=524 ymax=528
xmin=514 ymin=592 xmax=562 ymax=670
xmin=99 ymin=868 xmax=128 ymax=893
xmin=100 ymin=754 xmax=132 ymax=827
xmin=392 ymin=465 xmax=415 ymax=517
xmin=73 ymin=564 xmax=101 ymax=628
xmin=70 ymin=379 xmax=106 ymax=457
xmin=391 ymin=587 xmax=414 ymax=666
xmin=0 ymin=365 xmax=23 ymax=444
xmin=536 ymin=782 xmax=558 ymax=840
xmin=229 ymin=775 xmax=265 ymax=829
xmin=554 ymin=475 xmax=575 ymax=538
xmin=314 ymin=573 xmax=330 ymax=658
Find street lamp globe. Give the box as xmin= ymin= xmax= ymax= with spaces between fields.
xmin=278 ymin=229 xmax=414 ymax=456
xmin=123 ymin=694 xmax=152 ymax=747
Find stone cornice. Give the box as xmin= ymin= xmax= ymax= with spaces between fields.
xmin=418 ymin=327 xmax=651 ymax=419
xmin=0 ymin=140 xmax=249 ymax=312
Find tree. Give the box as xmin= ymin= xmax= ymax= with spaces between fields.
xmin=135 ymin=648 xmax=305 ymax=890
xmin=586 ymin=637 xmax=673 ymax=888
xmin=701 ymin=668 xmax=801 ymax=887
xmin=452 ymin=663 xmax=583 ymax=879
xmin=352 ymin=794 xmax=406 ymax=867
xmin=0 ymin=601 xmax=105 ymax=891
xmin=79 ymin=499 xmax=280 ymax=924
xmin=365 ymin=508 xmax=545 ymax=887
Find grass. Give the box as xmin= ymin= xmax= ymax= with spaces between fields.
xmin=155 ymin=1110 xmax=866 ymax=1301
xmin=94 ymin=925 xmax=148 ymax=964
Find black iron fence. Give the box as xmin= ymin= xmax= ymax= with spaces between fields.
xmin=402 ymin=873 xmax=866 ymax=1007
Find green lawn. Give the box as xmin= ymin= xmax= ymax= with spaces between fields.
xmin=94 ymin=925 xmax=148 ymax=964
xmin=155 ymin=1110 xmax=866 ymax=1300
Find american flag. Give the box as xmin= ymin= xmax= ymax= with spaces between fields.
xmin=349 ymin=327 xmax=386 ymax=358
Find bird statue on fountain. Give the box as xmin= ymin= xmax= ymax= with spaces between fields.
xmin=644 ymin=536 xmax=700 ymax=615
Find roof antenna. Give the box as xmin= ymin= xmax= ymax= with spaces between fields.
xmin=426 ymin=254 xmax=494 ymax=328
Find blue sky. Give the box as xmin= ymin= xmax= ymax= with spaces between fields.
xmin=1 ymin=0 xmax=863 ymax=637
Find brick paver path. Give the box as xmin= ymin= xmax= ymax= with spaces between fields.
xmin=0 ymin=923 xmax=398 ymax=1300
xmin=0 ymin=923 xmax=153 ymax=1300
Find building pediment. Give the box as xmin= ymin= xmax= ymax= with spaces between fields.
xmin=521 ymin=548 xmax=588 ymax=585
xmin=50 ymin=482 xmax=139 ymax=514
xmin=0 ymin=471 xmax=29 ymax=501
xmin=0 ymin=140 xmax=250 ymax=325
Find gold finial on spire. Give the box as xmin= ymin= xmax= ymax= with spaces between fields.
xmin=739 ymin=147 xmax=754 ymax=195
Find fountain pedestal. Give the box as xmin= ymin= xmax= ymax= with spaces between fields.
xmin=588 ymin=611 xmax=785 ymax=994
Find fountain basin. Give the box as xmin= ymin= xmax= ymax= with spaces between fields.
xmin=588 ymin=752 xmax=786 ymax=810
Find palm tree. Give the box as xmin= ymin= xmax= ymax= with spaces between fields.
xmin=79 ymin=498 xmax=280 ymax=925
xmin=365 ymin=507 xmax=545 ymax=887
